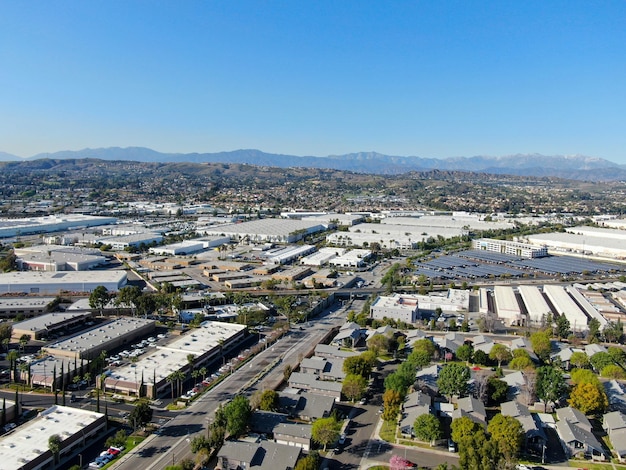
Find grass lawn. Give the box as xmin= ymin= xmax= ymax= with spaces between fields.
xmin=567 ymin=462 xmax=626 ymax=469
xmin=379 ymin=421 xmax=396 ymax=442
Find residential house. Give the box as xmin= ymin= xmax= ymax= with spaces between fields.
xmin=555 ymin=407 xmax=606 ymax=460
xmin=279 ymin=391 xmax=336 ymax=421
xmin=249 ymin=411 xmax=288 ymax=435
xmin=452 ymin=396 xmax=487 ymax=426
xmin=217 ymin=440 xmax=301 ymax=470
xmin=288 ymin=372 xmax=343 ymax=400
xmin=314 ymin=344 xmax=359 ymax=360
xmin=300 ymin=357 xmax=346 ymax=382
xmin=273 ymin=422 xmax=313 ymax=451
xmin=603 ymin=411 xmax=626 ymax=462
xmin=501 ymin=401 xmax=546 ymax=452
xmin=399 ymin=391 xmax=432 ymax=437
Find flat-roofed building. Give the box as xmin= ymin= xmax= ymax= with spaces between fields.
xmin=43 ymin=317 xmax=156 ymax=359
xmin=202 ymin=218 xmax=326 ymax=243
xmin=12 ymin=311 xmax=94 ymax=339
xmin=518 ymin=285 xmax=552 ymax=326
xmin=565 ymin=286 xmax=608 ymax=329
xmin=14 ymin=245 xmax=108 ymax=271
xmin=472 ymin=238 xmax=548 ymax=258
xmin=494 ymin=285 xmax=523 ymax=326
xmin=525 ymin=230 xmax=626 ymax=260
xmin=101 ymin=321 xmax=246 ymax=398
xmin=300 ymin=247 xmax=347 ymax=266
xmin=0 ymin=214 xmax=117 ymax=239
xmin=370 ymin=294 xmax=420 ymax=324
xmin=0 ymin=270 xmax=127 ymax=295
xmin=0 ymin=405 xmax=106 ymax=470
xmin=0 ymin=297 xmax=56 ymax=319
xmin=266 ymin=245 xmax=316 ymax=265
xmin=328 ymin=249 xmax=372 ymax=268
xmin=543 ymin=285 xmax=588 ymax=332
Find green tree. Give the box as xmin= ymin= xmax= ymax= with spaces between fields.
xmin=456 ymin=344 xmax=473 ymax=364
xmin=489 ymin=343 xmax=512 ymax=368
xmin=367 ymin=334 xmax=390 ymax=355
xmin=487 ymin=413 xmax=523 ymax=464
xmin=190 ymin=435 xmax=210 ymax=454
xmin=413 ymin=338 xmax=437 ymax=357
xmin=224 ymin=395 xmax=251 ymax=437
xmin=601 ymin=364 xmax=626 ymax=379
xmin=437 ymin=363 xmax=471 ymax=401
xmin=48 ymin=434 xmax=62 ymax=464
xmin=536 ymin=366 xmax=568 ymax=409
xmin=343 ymin=355 xmax=373 ymax=378
xmin=608 ymin=346 xmax=626 ymax=366
xmin=487 ymin=376 xmax=508 ymax=405
xmin=587 ymin=318 xmax=601 ymax=343
xmin=530 ymin=330 xmax=552 ymax=362
xmin=451 ymin=416 xmax=482 ymax=445
xmin=129 ymin=401 xmax=153 ymax=429
xmin=473 ymin=349 xmax=489 ymax=366
xmin=555 ymin=314 xmax=571 ymax=340
xmin=590 ymin=351 xmax=614 ymax=372
xmin=115 ymin=285 xmax=142 ymax=316
xmin=294 ymin=452 xmax=320 ymax=470
xmin=382 ymin=389 xmax=403 ymax=422
xmin=258 ymin=390 xmax=279 ymax=411
xmin=89 ymin=285 xmax=111 ymax=315
xmin=342 ymin=373 xmax=368 ymax=402
xmin=311 ymin=417 xmax=341 ymax=451
xmin=413 ymin=413 xmax=442 ymax=445
xmin=569 ymin=351 xmax=590 ymax=369
xmin=509 ymin=356 xmax=534 ymax=370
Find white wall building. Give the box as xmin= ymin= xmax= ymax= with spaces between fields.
xmin=543 ymin=284 xmax=588 ymax=332
xmin=473 ymin=238 xmax=548 ymax=258
xmin=517 ymin=285 xmax=552 ymax=326
xmin=493 ymin=285 xmax=523 ymax=326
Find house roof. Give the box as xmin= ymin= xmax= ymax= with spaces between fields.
xmin=404 ymin=391 xmax=431 ymax=409
xmin=249 ymin=411 xmax=288 ymax=434
xmin=273 ymin=422 xmax=312 ymax=440
xmin=604 ymin=411 xmax=626 ymax=432
xmin=279 ymin=391 xmax=335 ymax=420
xmin=288 ymin=372 xmax=343 ymax=392
xmin=501 ymin=401 xmax=530 ymax=418
xmin=556 ymin=407 xmax=591 ymax=430
xmin=400 ymin=406 xmax=431 ymax=431
xmin=219 ymin=440 xmax=301 ymax=470
xmin=608 ymin=427 xmax=626 ymax=457
xmin=556 ymin=419 xmax=604 ymax=454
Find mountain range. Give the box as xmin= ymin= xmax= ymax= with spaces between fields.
xmin=1 ymin=147 xmax=625 ymax=181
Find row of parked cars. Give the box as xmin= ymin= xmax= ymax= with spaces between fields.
xmin=88 ymin=445 xmax=125 ymax=468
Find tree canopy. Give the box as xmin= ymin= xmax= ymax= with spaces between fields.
xmin=311 ymin=417 xmax=341 ymax=450
xmin=437 ymin=363 xmax=470 ymax=400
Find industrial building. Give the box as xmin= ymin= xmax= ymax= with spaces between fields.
xmin=524 ymin=227 xmax=626 ymax=261
xmin=472 ymin=238 xmax=548 ymax=258
xmin=543 ymin=285 xmax=589 ymax=332
xmin=12 ymin=311 xmax=94 ymax=340
xmin=201 ymin=218 xmax=326 ymax=243
xmin=493 ymin=285 xmax=523 ymax=326
xmin=0 ymin=405 xmax=106 ymax=470
xmin=0 ymin=214 xmax=117 ymax=239
xmin=328 ymin=249 xmax=372 ymax=268
xmin=14 ymin=245 xmax=108 ymax=271
xmin=517 ymin=285 xmax=552 ymax=326
xmin=0 ymin=297 xmax=56 ymax=319
xmin=0 ymin=270 xmax=127 ymax=295
xmin=300 ymin=247 xmax=347 ymax=266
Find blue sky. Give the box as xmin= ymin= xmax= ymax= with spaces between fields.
xmin=1 ymin=1 xmax=625 ymax=163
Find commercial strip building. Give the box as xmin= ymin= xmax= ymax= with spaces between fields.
xmin=12 ymin=311 xmax=94 ymax=340
xmin=100 ymin=321 xmax=246 ymax=398
xmin=0 ymin=405 xmax=106 ymax=470
xmin=0 ymin=214 xmax=117 ymax=239
xmin=0 ymin=270 xmax=127 ymax=295
xmin=472 ymin=238 xmax=548 ymax=258
xmin=43 ymin=317 xmax=156 ymax=359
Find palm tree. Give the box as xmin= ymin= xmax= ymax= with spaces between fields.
xmin=172 ymin=370 xmax=185 ymax=397
xmin=166 ymin=373 xmax=176 ymax=399
xmin=199 ymin=367 xmax=208 ymax=381
xmin=6 ymin=350 xmax=19 ymax=384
